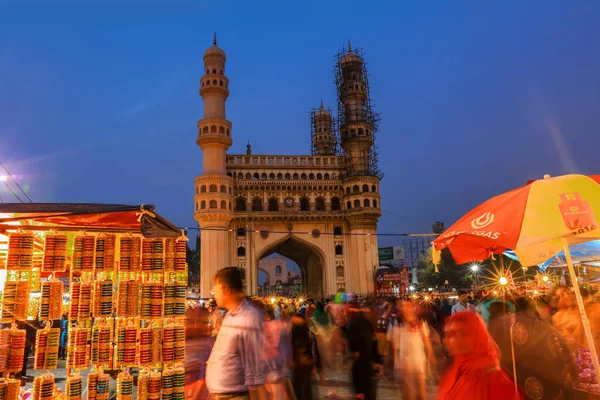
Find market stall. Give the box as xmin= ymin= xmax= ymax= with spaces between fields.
xmin=374 ymin=268 xmax=410 ymax=296
xmin=0 ymin=203 xmax=187 ymax=400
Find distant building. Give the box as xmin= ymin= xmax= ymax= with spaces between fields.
xmin=257 ymin=256 xmax=302 ymax=297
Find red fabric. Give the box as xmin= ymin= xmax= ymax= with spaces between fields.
xmin=437 ymin=311 xmax=523 ymax=400
xmin=432 ymin=185 xmax=532 ymax=264
xmin=23 ymin=211 xmax=142 ymax=229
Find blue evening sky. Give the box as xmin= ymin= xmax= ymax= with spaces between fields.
xmin=1 ymin=1 xmax=599 ymax=248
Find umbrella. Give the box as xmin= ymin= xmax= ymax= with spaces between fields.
xmin=505 ymin=239 xmax=600 ymax=273
xmin=432 ymin=174 xmax=600 ymax=386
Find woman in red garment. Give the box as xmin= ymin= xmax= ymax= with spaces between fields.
xmin=437 ymin=311 xmax=524 ymax=400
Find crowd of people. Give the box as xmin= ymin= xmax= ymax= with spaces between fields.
xmin=186 ymin=267 xmax=600 ymax=400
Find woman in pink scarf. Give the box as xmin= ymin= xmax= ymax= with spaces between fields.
xmin=438 ymin=311 xmax=524 ymax=400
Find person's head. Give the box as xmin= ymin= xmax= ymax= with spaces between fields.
xmin=514 ymin=296 xmax=534 ymax=313
xmin=213 ymin=267 xmax=245 ymax=310
xmin=443 ymin=311 xmax=500 ymax=362
xmin=401 ymin=301 xmax=417 ymax=322
xmin=316 ymin=301 xmax=324 ymax=311
xmin=458 ymin=290 xmax=468 ymax=303
xmin=488 ymin=301 xmax=508 ymax=319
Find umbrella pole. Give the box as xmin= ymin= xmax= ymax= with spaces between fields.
xmin=563 ymin=239 xmax=600 ymax=382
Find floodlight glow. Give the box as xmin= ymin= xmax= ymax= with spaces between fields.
xmin=470 ymin=263 xmax=480 ymax=272
xmin=499 ymin=276 xmax=508 ymax=286
xmin=542 ymin=275 xmax=549 ymax=282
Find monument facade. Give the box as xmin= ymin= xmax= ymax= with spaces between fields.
xmin=194 ymin=36 xmax=383 ymax=298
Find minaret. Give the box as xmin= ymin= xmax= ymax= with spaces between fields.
xmin=337 ymin=41 xmax=374 ymax=175
xmin=194 ymin=34 xmax=234 ymax=297
xmin=311 ymin=100 xmax=337 ymax=156
xmin=335 ymin=41 xmax=381 ymax=295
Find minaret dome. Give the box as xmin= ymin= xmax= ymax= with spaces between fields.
xmin=204 ymin=32 xmax=226 ymax=60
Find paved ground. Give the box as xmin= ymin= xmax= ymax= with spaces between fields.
xmin=315 ymin=367 xmax=438 ymax=399
xmin=23 ymin=358 xmax=438 ymax=399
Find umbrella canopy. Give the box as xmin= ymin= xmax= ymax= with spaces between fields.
xmin=433 ymin=174 xmax=600 ymax=267
xmin=0 ymin=203 xmax=181 ymax=238
xmin=505 ymin=239 xmax=600 ymax=272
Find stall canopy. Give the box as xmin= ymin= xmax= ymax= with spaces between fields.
xmin=0 ymin=203 xmax=181 ymax=238
xmin=505 ymin=240 xmax=600 ymax=275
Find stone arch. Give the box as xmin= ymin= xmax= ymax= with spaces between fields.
xmin=245 ymin=173 xmax=252 ymax=179
xmin=209 ymin=200 xmax=217 ymax=208
xmin=237 ymin=246 xmax=246 ymax=257
xmin=203 ymin=126 xmax=208 ymax=133
xmin=209 ymin=184 xmax=217 ymax=192
xmin=219 ymin=126 xmax=225 ymax=134
xmin=334 ymin=226 xmax=342 ymax=236
xmin=324 ymin=173 xmax=330 ymax=179
xmin=317 ymin=173 xmax=322 ymax=179
xmin=315 ymin=197 xmax=326 ymax=211
xmin=354 ymin=199 xmax=360 ymax=208
xmin=364 ymin=199 xmax=371 ymax=207
xmin=346 ymin=187 xmax=351 ymax=195
xmin=201 ymin=200 xmax=206 ymax=209
xmin=293 ymin=173 xmax=299 ymax=179
xmin=277 ymin=173 xmax=283 ymax=179
xmin=347 ymin=201 xmax=352 ymax=209
xmin=200 ymin=185 xmax=207 ymax=193
xmin=299 ymin=197 xmax=310 ymax=211
xmin=220 ymin=200 xmax=227 ymax=209
xmin=372 ymin=185 xmax=376 ymax=192
xmin=335 ymin=244 xmax=343 ymax=255
xmin=362 ymin=184 xmax=369 ymax=192
xmin=235 ymin=198 xmax=247 ymax=211
xmin=252 ymin=198 xmax=263 ymax=211
xmin=353 ymin=185 xmax=360 ymax=193
xmin=220 ymin=185 xmax=227 ymax=193
xmin=373 ymin=200 xmax=378 ymax=208
xmin=255 ymin=234 xmax=327 ymax=299
xmin=268 ymin=198 xmax=279 ymax=211
xmin=211 ymin=125 xmax=217 ymax=133
xmin=331 ymin=197 xmax=341 ymax=210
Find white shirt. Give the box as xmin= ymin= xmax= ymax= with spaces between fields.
xmin=451 ymin=302 xmax=477 ymax=315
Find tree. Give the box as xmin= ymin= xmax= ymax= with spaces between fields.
xmin=416 ymin=248 xmax=474 ymax=290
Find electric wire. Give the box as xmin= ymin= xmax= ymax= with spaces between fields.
xmin=3 ymin=181 xmax=23 ymax=203
xmin=179 ymin=226 xmax=439 ymax=238
xmin=0 ymin=162 xmax=32 ymax=202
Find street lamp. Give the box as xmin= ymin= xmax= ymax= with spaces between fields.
xmin=408 ymin=285 xmax=415 ymax=292
xmin=470 ymin=263 xmax=480 ymax=272
xmin=499 ymin=276 xmax=508 ymax=286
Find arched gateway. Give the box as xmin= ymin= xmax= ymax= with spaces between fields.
xmin=194 ymin=36 xmax=382 ymax=298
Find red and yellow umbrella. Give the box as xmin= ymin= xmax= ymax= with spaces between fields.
xmin=433 ymin=174 xmax=600 ymax=267
xmin=432 ymin=173 xmax=600 ymax=385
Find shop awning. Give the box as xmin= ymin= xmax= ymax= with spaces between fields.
xmin=0 ymin=203 xmax=181 ymax=238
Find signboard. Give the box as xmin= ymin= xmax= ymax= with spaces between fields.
xmin=378 ymin=246 xmax=405 ymax=261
